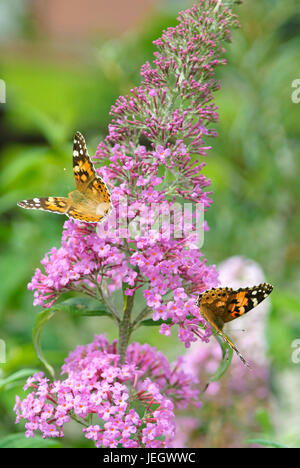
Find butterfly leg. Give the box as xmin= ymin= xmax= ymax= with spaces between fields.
xmin=199 ymin=303 xmax=251 ymax=368
xmin=216 ymin=328 xmax=250 ymax=368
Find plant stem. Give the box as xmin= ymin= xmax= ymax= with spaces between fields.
xmin=118 ymin=290 xmax=135 ymax=364
xmin=131 ymin=306 xmax=151 ymax=330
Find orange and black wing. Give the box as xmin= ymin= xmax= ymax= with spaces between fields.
xmin=18 ymin=132 xmax=112 ymax=223
xmin=223 ymin=283 xmax=273 ymax=324
xmin=196 ymin=287 xmax=233 ymax=330
xmin=18 ymin=196 xmax=107 ymax=223
xmin=72 ymin=131 xmax=96 ymax=192
xmin=197 ymin=283 xmax=273 ymax=326
xmin=196 ymin=283 xmax=273 ymax=326
xmin=66 ymin=206 xmax=106 ymax=223
xmin=18 ymin=197 xmax=70 ymax=215
xmin=196 ymin=287 xmax=251 ymax=366
xmin=72 ymin=131 xmax=111 ymax=204
xmin=196 ymin=284 xmax=273 ymax=368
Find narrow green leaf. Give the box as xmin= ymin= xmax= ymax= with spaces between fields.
xmin=51 ymin=297 xmax=111 ymax=317
xmin=79 ymin=309 xmax=111 ymax=317
xmin=209 ymin=334 xmax=233 ymax=382
xmin=0 ymin=433 xmax=61 ymax=448
xmin=32 ymin=308 xmax=57 ymax=378
xmin=140 ymin=318 xmax=172 ymax=327
xmin=32 ymin=297 xmax=111 ymax=377
xmin=32 ymin=297 xmax=111 ymax=378
xmin=0 ymin=369 xmax=39 ymax=390
xmin=246 ymin=439 xmax=288 ymax=448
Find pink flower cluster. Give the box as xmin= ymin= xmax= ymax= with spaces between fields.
xmin=96 ymin=1 xmax=239 ymax=201
xmin=98 ymin=135 xmax=213 ymax=207
xmin=29 ymin=218 xmax=218 ymax=346
xmin=27 ymin=1 xmax=239 ymax=348
xmin=173 ymin=255 xmax=272 ymax=448
xmin=17 ymin=1 xmax=241 ymax=449
xmin=99 ymin=1 xmax=238 ymax=158
xmin=14 ymin=335 xmax=200 ymax=448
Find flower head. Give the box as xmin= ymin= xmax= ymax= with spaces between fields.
xmin=27 ymin=1 xmax=239 ymax=349
xmin=15 ymin=335 xmax=200 ymax=448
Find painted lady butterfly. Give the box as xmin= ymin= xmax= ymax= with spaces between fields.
xmin=196 ymin=283 xmax=273 ymax=367
xmin=18 ymin=132 xmax=112 ymax=223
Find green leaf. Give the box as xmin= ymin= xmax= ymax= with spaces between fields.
xmin=0 ymin=433 xmax=61 ymax=448
xmin=246 ymin=439 xmax=288 ymax=449
xmin=140 ymin=318 xmax=172 ymax=327
xmin=32 ymin=297 xmax=111 ymax=377
xmin=78 ymin=309 xmax=111 ymax=317
xmin=32 ymin=308 xmax=58 ymax=379
xmin=0 ymin=369 xmax=39 ymax=391
xmin=254 ymin=408 xmax=273 ymax=434
xmin=51 ymin=297 xmax=111 ymax=317
xmin=209 ymin=334 xmax=233 ymax=382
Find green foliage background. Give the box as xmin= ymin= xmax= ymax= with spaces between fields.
xmin=0 ymin=0 xmax=299 ymax=447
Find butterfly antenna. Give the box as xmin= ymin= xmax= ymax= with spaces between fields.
xmin=218 ymin=330 xmax=251 ymax=369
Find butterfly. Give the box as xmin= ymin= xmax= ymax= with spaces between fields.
xmin=196 ymin=283 xmax=273 ymax=367
xmin=18 ymin=131 xmax=112 ymax=223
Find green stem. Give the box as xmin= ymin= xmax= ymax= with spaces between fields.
xmin=131 ymin=306 xmax=151 ymax=330
xmin=87 ymin=275 xmax=121 ymax=323
xmin=213 ymin=0 xmax=222 ymax=13
xmin=118 ymin=290 xmax=135 ymax=364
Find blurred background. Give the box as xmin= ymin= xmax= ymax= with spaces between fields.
xmin=0 ymin=0 xmax=299 ymax=448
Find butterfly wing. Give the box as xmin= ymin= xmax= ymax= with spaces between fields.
xmin=197 ymin=287 xmax=251 ymax=367
xmin=18 ymin=132 xmax=112 ymax=224
xmin=18 ymin=197 xmax=70 ymax=215
xmin=18 ymin=196 xmax=107 ymax=223
xmin=67 ymin=205 xmax=107 ymax=223
xmin=196 ymin=283 xmax=273 ymax=368
xmin=223 ymin=283 xmax=273 ymax=324
xmin=72 ymin=131 xmax=111 ymax=204
xmin=196 ymin=287 xmax=233 ymax=330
